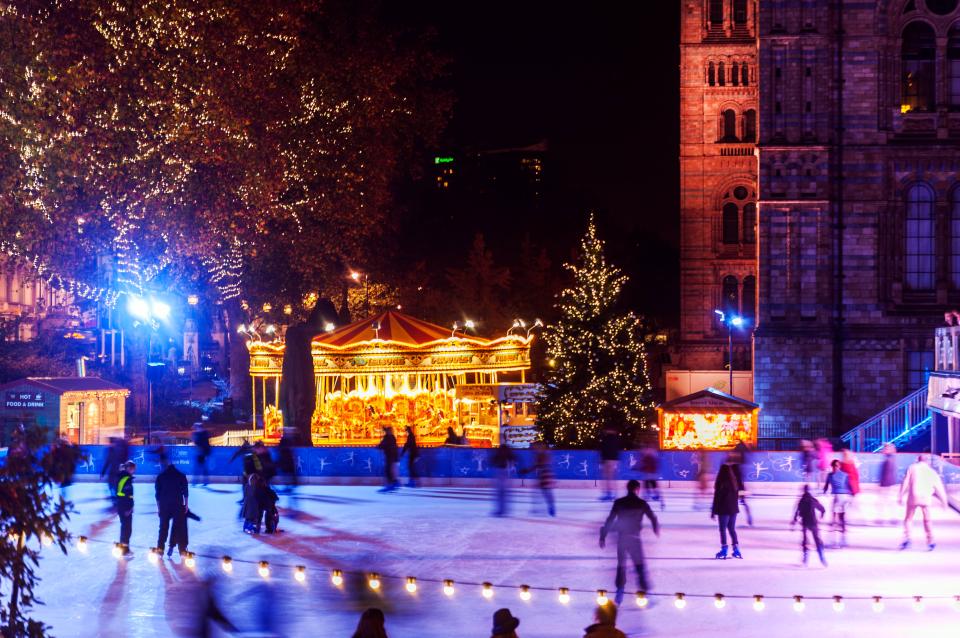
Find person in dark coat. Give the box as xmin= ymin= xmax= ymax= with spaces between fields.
xmin=599 ymin=427 xmax=621 ymax=502
xmin=253 ymin=441 xmax=276 ymax=481
xmin=100 ymin=437 xmax=128 ymax=506
xmin=192 ymin=423 xmax=212 ymax=486
xmin=400 ymin=425 xmax=419 ymax=488
xmin=792 ymin=484 xmax=827 ymax=566
xmin=638 ymin=446 xmax=664 ymax=510
xmin=444 ymin=426 xmax=460 ymax=445
xmin=711 ymin=456 xmax=745 ymax=559
xmin=116 ymin=461 xmax=136 ymax=557
xmin=243 ymin=472 xmax=266 ymax=534
xmin=600 ymin=479 xmax=660 ymax=605
xmin=525 ymin=441 xmax=556 ymax=516
xmin=352 ymin=607 xmax=389 ymax=638
xmin=377 ymin=427 xmax=400 ymax=492
xmin=732 ymin=439 xmax=753 ymax=525
xmin=491 ymin=442 xmax=517 ymax=517
xmin=877 ymin=443 xmax=899 ymax=525
xmin=156 ymin=461 xmax=189 ymax=557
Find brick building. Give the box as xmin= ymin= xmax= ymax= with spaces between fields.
xmin=678 ymin=0 xmax=759 ymax=381
xmin=681 ymin=0 xmax=960 ymax=439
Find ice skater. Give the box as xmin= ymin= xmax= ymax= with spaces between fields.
xmin=100 ymin=437 xmax=128 ymax=507
xmin=693 ymin=449 xmax=711 ymax=510
xmin=600 ymin=479 xmax=660 ymax=605
xmin=638 ymin=445 xmax=664 ymax=510
xmin=524 ymin=441 xmax=556 ymax=516
xmin=732 ymin=439 xmax=753 ymax=526
xmin=899 ymin=454 xmax=947 ymax=551
xmin=800 ymin=439 xmax=817 ymax=484
xmin=400 ymin=425 xmax=419 ymax=488
xmin=877 ymin=443 xmax=899 ymax=525
xmin=377 ymin=427 xmax=400 ymax=492
xmin=155 ymin=459 xmax=189 ymax=558
xmin=711 ymin=455 xmax=744 ymax=559
xmin=791 ymin=485 xmax=827 ymax=567
xmin=116 ymin=461 xmax=136 ymax=557
xmin=491 ymin=442 xmax=517 ymax=517
xmin=599 ymin=425 xmax=621 ymax=501
xmin=822 ymin=459 xmax=852 ymax=547
xmin=191 ymin=423 xmax=212 ymax=486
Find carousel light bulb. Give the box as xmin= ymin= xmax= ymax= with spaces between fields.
xmin=295 ymin=566 xmax=306 ymax=583
xmin=258 ymin=561 xmax=270 ymax=579
xmin=405 ymin=577 xmax=417 ymax=593
xmin=674 ymin=593 xmax=686 ymax=610
xmin=873 ymin=596 xmax=884 ymax=613
xmin=112 ymin=543 xmax=123 ymax=559
xmin=714 ymin=594 xmax=726 ymax=609
xmin=793 ymin=596 xmax=805 ymax=613
xmin=76 ymin=536 xmax=88 ymax=553
xmin=753 ymin=596 xmax=765 ymax=612
xmin=482 ymin=583 xmax=494 ymax=599
xmin=184 ymin=553 xmax=196 ymax=570
xmin=913 ymin=596 xmax=924 ymax=612
xmin=832 ymin=596 xmax=844 ymax=612
xmin=443 ymin=580 xmax=455 ymax=596
xmin=636 ymin=591 xmax=648 ymax=608
xmin=558 ymin=588 xmax=570 ymax=604
xmin=368 ymin=574 xmax=381 ymax=591
xmin=221 ymin=557 xmax=233 ymax=573
xmin=324 ymin=322 xmax=335 ymax=332
xmin=596 ymin=590 xmax=609 ymax=606
xmin=147 ymin=548 xmax=159 ymax=565
xmin=519 ymin=585 xmax=531 ymax=601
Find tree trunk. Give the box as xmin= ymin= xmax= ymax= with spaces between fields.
xmin=225 ymin=303 xmax=251 ymax=422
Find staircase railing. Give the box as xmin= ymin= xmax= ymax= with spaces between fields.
xmin=840 ymin=386 xmax=931 ymax=452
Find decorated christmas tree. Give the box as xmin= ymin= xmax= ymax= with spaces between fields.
xmin=537 ymin=215 xmax=654 ymax=447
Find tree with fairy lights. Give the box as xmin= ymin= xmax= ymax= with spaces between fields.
xmin=537 ymin=215 xmax=654 ymax=448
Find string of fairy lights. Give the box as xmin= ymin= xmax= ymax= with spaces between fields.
xmin=69 ymin=536 xmax=960 ymax=615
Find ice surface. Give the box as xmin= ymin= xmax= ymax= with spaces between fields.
xmin=32 ymin=482 xmax=960 ymax=637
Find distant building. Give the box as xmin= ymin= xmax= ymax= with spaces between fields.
xmin=0 ymin=260 xmax=76 ymax=341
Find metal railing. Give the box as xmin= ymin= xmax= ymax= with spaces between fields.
xmin=935 ymin=326 xmax=960 ymax=371
xmin=840 ymin=386 xmax=931 ymax=453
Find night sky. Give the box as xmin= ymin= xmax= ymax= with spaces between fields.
xmin=396 ymin=1 xmax=681 ymax=324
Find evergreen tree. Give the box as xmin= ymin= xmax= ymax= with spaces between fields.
xmin=537 ymin=216 xmax=654 ymax=447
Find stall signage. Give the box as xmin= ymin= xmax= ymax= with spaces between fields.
xmin=500 ymin=384 xmax=539 ymax=403
xmin=456 ymin=384 xmax=497 ymax=400
xmin=5 ymin=391 xmax=45 ymax=409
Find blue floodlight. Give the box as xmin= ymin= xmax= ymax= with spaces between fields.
xmin=151 ymin=300 xmax=171 ymax=321
xmin=713 ymin=309 xmax=725 ymax=320
xmin=128 ymin=296 xmax=150 ymax=320
xmin=730 ymin=315 xmax=745 ymax=328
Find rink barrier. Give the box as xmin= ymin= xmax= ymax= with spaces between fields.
xmin=67 ymin=535 xmax=960 ymax=615
xmin=69 ymin=446 xmax=960 ymax=485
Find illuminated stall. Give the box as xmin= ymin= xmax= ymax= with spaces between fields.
xmin=657 ymin=387 xmax=758 ymax=450
xmin=247 ymin=311 xmax=533 ymax=447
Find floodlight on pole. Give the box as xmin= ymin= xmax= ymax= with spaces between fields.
xmin=151 ymin=300 xmax=171 ymax=321
xmin=128 ymin=296 xmax=150 ymax=320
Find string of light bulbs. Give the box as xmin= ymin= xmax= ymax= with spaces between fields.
xmin=70 ymin=536 xmax=960 ymax=614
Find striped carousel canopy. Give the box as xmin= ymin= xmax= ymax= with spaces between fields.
xmin=313 ymin=311 xmax=488 ymax=349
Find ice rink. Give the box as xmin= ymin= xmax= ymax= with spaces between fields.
xmin=33 ymin=481 xmax=960 ymax=637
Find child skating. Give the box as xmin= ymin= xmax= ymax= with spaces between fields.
xmin=792 ymin=485 xmax=827 ymax=567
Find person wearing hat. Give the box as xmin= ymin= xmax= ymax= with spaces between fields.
xmin=116 ymin=461 xmax=137 ymax=557
xmin=491 ymin=608 xmax=521 ymax=638
xmin=584 ymin=602 xmax=626 ymax=638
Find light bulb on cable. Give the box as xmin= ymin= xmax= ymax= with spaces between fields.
xmin=331 ymin=569 xmax=344 ymax=587
xmin=872 ymin=596 xmax=884 ymax=613
xmin=913 ymin=596 xmax=924 ymax=612
xmin=482 ymin=582 xmax=494 ymax=599
xmin=368 ymin=574 xmax=380 ymax=591
xmin=405 ymin=577 xmax=417 ymax=593
xmin=147 ymin=548 xmax=160 ymax=565
xmin=793 ymin=596 xmax=805 ymax=613
xmin=674 ymin=593 xmax=686 ymax=610
xmin=221 ymin=556 xmax=233 ymax=573
xmin=953 ymin=596 xmax=960 ymax=612
xmin=443 ymin=580 xmax=455 ymax=596
xmin=40 ymin=534 xmax=52 ymax=547
xmin=258 ymin=561 xmax=270 ymax=579
xmin=76 ymin=536 xmax=88 ymax=553
xmin=295 ymin=566 xmax=306 ymax=583
xmin=558 ymin=588 xmax=570 ymax=604
xmin=519 ymin=585 xmax=531 ymax=601
xmin=832 ymin=596 xmax=844 ymax=612
xmin=636 ymin=591 xmax=648 ymax=608
xmin=112 ymin=543 xmax=123 ymax=559
xmin=714 ymin=594 xmax=726 ymax=609
xmin=753 ymin=595 xmax=765 ymax=612
xmin=596 ymin=590 xmax=609 ymax=606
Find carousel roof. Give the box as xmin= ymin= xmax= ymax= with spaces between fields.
xmin=314 ymin=311 xmax=491 ymax=349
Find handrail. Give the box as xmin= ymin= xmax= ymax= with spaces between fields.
xmin=840 ymin=386 xmax=930 ymax=452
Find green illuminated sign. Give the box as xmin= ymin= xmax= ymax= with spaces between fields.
xmin=434 ymin=156 xmax=454 ymax=164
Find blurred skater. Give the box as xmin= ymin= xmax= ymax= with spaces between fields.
xmin=639 ymin=445 xmax=664 ymax=510
xmin=815 ymin=437 xmax=833 ymax=482
xmin=190 ymin=577 xmax=237 ymax=638
xmin=46 ymin=437 xmax=81 ymax=504
xmin=155 ymin=460 xmax=189 ymax=558
xmin=525 ymin=441 xmax=556 ymax=517
xmin=352 ymin=608 xmax=389 ymax=638
xmin=693 ymin=450 xmax=711 ymax=510
xmin=400 ymin=425 xmax=419 ymax=488
xmin=100 ymin=437 xmax=128 ymax=506
xmin=599 ymin=425 xmax=621 ymax=501
xmin=899 ymin=454 xmax=947 ymax=551
xmin=277 ymin=435 xmax=299 ymax=511
xmin=800 ymin=440 xmax=818 ymax=484
xmin=731 ymin=439 xmax=753 ymax=526
xmin=191 ymin=423 xmax=212 ymax=486
xmin=877 ymin=443 xmax=899 ymax=525
xmin=822 ymin=459 xmax=852 ymax=547
xmin=583 ymin=603 xmax=626 ymax=638
xmin=712 ymin=454 xmax=745 ymax=559
xmin=490 ymin=608 xmax=521 ymax=638
xmin=243 ymin=471 xmax=266 ymax=534
xmin=116 ymin=461 xmax=136 ymax=557
xmin=791 ymin=485 xmax=827 ymax=567
xmin=839 ymin=448 xmax=861 ymax=521
xmin=491 ymin=442 xmax=517 ymax=517
xmin=600 ymin=479 xmax=659 ymax=605
xmin=377 ymin=427 xmax=400 ymax=492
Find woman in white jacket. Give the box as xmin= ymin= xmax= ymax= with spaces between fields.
xmin=898 ymin=454 xmax=948 ymax=551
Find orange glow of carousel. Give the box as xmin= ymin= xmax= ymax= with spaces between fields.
xmin=247 ymin=311 xmax=533 ymax=447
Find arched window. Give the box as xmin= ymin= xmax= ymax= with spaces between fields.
xmin=951 ymin=188 xmax=960 ymax=287
xmin=731 ymin=62 xmax=739 ymax=86
xmin=722 ymin=109 xmax=738 ymax=141
xmin=743 ymin=109 xmax=757 ymax=141
xmin=949 ymin=25 xmax=960 ymax=108
xmin=905 ymin=183 xmax=935 ymax=290
xmin=901 ymin=22 xmax=936 ymax=113
xmin=741 ymin=62 xmax=749 ymax=86
xmin=710 ymin=0 xmax=724 ymax=26
xmin=708 ymin=62 xmax=716 ymax=86
xmin=742 ymin=275 xmax=756 ymax=321
xmin=722 ymin=203 xmax=739 ymax=244
xmin=734 ymin=0 xmax=748 ymax=25
xmin=743 ymin=202 xmax=756 ymax=243
xmin=722 ymin=276 xmax=739 ymax=316
xmin=718 ymin=61 xmax=726 ymax=86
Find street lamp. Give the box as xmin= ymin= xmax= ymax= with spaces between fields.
xmin=714 ymin=309 xmax=748 ymax=397
xmin=349 ymin=271 xmax=371 ymax=316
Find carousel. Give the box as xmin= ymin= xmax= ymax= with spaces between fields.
xmin=247 ymin=311 xmax=534 ymax=447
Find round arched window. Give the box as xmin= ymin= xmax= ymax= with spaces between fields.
xmin=925 ymin=0 xmax=958 ymax=16
xmin=733 ymin=186 xmax=749 ymax=200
